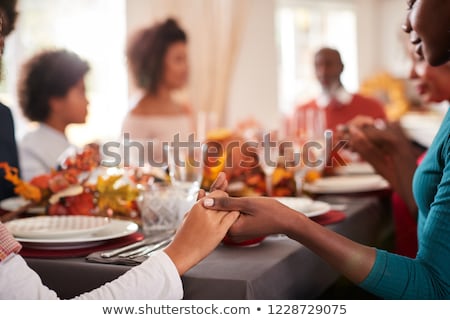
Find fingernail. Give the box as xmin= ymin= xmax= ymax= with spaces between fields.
xmin=204 ymin=198 xmax=214 ymax=207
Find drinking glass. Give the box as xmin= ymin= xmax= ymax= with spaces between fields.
xmin=167 ymin=144 xmax=205 ymax=197
xmin=258 ymin=130 xmax=279 ymax=196
xmin=282 ymin=139 xmax=306 ymax=196
xmin=138 ymin=183 xmax=196 ymax=236
xmin=292 ymin=108 xmax=328 ymax=176
xmin=202 ymin=140 xmax=227 ymax=190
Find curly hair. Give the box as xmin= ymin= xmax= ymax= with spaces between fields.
xmin=18 ymin=49 xmax=90 ymax=122
xmin=126 ymin=18 xmax=187 ymax=93
xmin=0 ymin=0 xmax=18 ymax=36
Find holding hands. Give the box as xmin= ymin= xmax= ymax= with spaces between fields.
xmin=163 ymin=172 xmax=237 ymax=275
xmin=164 ymin=190 xmax=239 ymax=275
xmin=203 ymin=196 xmax=303 ymax=243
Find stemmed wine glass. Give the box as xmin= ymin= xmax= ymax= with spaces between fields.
xmin=282 ymin=138 xmax=307 ymax=197
xmin=289 ymin=107 xmax=328 ymax=194
xmin=258 ymin=130 xmax=279 ymax=196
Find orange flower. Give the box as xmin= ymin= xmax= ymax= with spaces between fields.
xmin=30 ymin=174 xmax=51 ymax=189
xmin=63 ymin=192 xmax=95 ymax=215
xmin=0 ymin=162 xmax=42 ymax=203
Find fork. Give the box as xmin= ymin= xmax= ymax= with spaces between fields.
xmin=100 ymin=230 xmax=175 ymax=258
xmin=125 ymin=238 xmax=173 ymax=259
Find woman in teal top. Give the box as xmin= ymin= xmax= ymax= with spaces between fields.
xmin=359 ymin=108 xmax=450 ymax=298
xmin=201 ymin=0 xmax=450 ymax=299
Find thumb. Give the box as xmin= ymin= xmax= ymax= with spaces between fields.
xmin=202 ymin=197 xmax=247 ymax=211
xmin=210 ymin=172 xmax=228 ymax=192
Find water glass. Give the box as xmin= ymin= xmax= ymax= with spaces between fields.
xmin=138 ymin=183 xmax=197 ymax=236
xmin=167 ymin=145 xmax=205 ymax=193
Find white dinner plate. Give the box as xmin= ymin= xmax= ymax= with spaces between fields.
xmin=303 ymin=174 xmax=389 ymax=194
xmin=0 ymin=196 xmax=46 ymax=214
xmin=274 ymin=197 xmax=330 ymax=217
xmin=400 ymin=111 xmax=443 ymax=148
xmin=5 ymin=215 xmax=111 ymax=239
xmin=12 ymin=219 xmax=139 ymax=250
xmin=334 ymin=162 xmax=375 ymax=176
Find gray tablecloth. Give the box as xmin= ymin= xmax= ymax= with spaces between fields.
xmin=25 ymin=195 xmax=392 ymax=299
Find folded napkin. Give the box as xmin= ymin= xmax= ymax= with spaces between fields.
xmin=86 ymin=232 xmax=174 ymax=266
xmin=311 ymin=210 xmax=346 ymax=225
xmin=19 ymin=232 xmax=144 ymax=259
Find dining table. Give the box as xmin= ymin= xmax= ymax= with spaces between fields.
xmin=21 ymin=193 xmax=393 ymax=300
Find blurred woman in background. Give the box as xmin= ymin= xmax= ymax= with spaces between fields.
xmin=122 ymin=18 xmax=194 ymax=150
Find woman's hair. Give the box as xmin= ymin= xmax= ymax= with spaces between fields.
xmin=18 ymin=49 xmax=90 ymax=122
xmin=0 ymin=0 xmax=18 ymax=36
xmin=126 ymin=17 xmax=187 ymax=93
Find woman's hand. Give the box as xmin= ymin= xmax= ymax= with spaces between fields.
xmin=164 ymin=190 xmax=239 ymax=275
xmin=351 ymin=122 xmax=405 ymax=154
xmin=203 ymin=196 xmax=304 ymax=242
xmin=204 ymin=195 xmax=377 ymax=284
xmin=347 ymin=124 xmax=397 ymax=186
xmin=347 ymin=121 xmax=419 ymax=216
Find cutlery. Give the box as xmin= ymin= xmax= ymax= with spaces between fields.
xmin=126 ymin=238 xmax=173 ymax=259
xmin=100 ymin=230 xmax=174 ymax=258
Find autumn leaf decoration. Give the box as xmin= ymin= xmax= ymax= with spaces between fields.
xmin=96 ymin=175 xmax=139 ymax=216
xmin=0 ymin=162 xmax=42 ymax=203
xmin=0 ymin=149 xmax=139 ymax=218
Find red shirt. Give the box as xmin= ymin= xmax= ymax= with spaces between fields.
xmin=292 ymin=93 xmax=387 ymax=133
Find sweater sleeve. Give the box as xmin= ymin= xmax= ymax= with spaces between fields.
xmin=0 ymin=251 xmax=183 ymax=300
xmin=75 ymin=251 xmax=183 ymax=300
xmin=0 ymin=254 xmax=59 ymax=299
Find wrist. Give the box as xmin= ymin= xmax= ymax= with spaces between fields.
xmin=164 ymin=244 xmax=192 ymax=276
xmin=282 ymin=208 xmax=308 ymax=239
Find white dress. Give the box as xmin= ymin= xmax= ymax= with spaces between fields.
xmin=121 ymin=113 xmax=194 ymax=143
xmin=120 ymin=113 xmax=194 ymax=167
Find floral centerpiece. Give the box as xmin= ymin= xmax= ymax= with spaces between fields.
xmin=0 ymin=145 xmax=140 ymax=219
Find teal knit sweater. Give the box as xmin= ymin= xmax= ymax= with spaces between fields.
xmin=360 ymin=109 xmax=450 ymax=299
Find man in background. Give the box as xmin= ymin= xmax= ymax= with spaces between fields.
xmin=292 ymin=47 xmax=386 ymax=134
